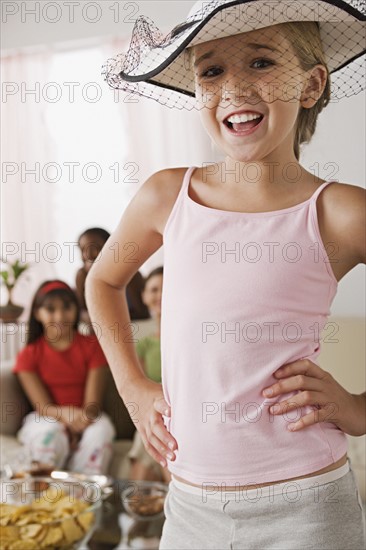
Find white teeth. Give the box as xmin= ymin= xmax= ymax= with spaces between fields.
xmin=227 ymin=113 xmax=262 ymax=123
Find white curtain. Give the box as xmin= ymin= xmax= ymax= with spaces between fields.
xmin=1 ymin=50 xmax=58 ymax=312
xmin=1 ymin=38 xmax=215 ymax=314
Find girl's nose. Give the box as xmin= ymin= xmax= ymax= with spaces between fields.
xmin=221 ymin=77 xmax=261 ymax=105
xmin=53 ymin=309 xmax=65 ymax=323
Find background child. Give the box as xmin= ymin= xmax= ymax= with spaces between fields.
xmin=128 ymin=266 xmax=171 ymax=482
xmin=89 ymin=1 xmax=366 ymax=548
xmin=76 ymin=227 xmax=149 ymax=323
xmin=13 ymin=280 xmax=116 ymax=474
xmin=136 ymin=266 xmax=163 ymax=383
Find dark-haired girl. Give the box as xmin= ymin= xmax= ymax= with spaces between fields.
xmin=13 ymin=280 xmax=115 ymax=474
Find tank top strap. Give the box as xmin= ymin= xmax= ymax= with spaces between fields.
xmin=310 ymin=180 xmax=337 ymax=204
xmin=183 ymin=166 xmax=196 ymax=192
xmin=163 ymin=166 xmax=197 ymax=238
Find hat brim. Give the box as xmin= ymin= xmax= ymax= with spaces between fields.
xmin=104 ymin=0 xmax=366 ymax=104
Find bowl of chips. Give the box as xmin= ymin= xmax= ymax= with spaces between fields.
xmin=0 ymin=476 xmax=102 ymax=549
xmin=121 ymin=481 xmax=168 ymax=522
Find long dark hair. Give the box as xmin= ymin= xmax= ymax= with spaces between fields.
xmin=27 ymin=280 xmax=80 ymax=345
xmin=126 ymin=271 xmax=150 ymax=320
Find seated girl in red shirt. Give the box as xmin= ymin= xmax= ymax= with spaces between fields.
xmin=13 ymin=280 xmax=116 ymax=474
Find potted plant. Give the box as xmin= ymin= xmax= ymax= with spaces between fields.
xmin=0 ymin=259 xmax=29 ymax=322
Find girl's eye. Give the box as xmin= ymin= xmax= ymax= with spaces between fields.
xmin=200 ymin=66 xmax=223 ymax=78
xmin=251 ymin=58 xmax=274 ymax=69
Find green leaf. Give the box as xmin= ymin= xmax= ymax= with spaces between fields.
xmin=11 ymin=262 xmax=29 ymax=279
xmin=0 ymin=271 xmax=9 ymax=283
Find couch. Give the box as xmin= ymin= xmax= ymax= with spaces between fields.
xmin=0 ymin=317 xmax=365 ymax=501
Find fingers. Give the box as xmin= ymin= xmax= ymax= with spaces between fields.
xmin=70 ymin=418 xmax=90 ymax=433
xmin=269 ymin=390 xmax=323 ymax=415
xmin=147 ymin=432 xmax=176 ymax=468
xmin=286 ymin=407 xmax=328 ymax=431
xmin=143 ymin=411 xmax=178 ymax=468
xmin=130 ymin=385 xmax=178 ymax=467
xmin=274 ymin=359 xmax=329 ymax=380
xmin=154 ymin=396 xmax=171 ymax=416
xmin=263 ymin=374 xmax=323 ymax=398
xmin=142 ymin=438 xmax=169 ymax=468
xmin=141 ymin=408 xmax=178 ymax=468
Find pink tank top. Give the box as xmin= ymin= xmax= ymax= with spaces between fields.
xmin=161 ymin=166 xmax=347 ymax=486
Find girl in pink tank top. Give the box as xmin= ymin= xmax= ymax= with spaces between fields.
xmin=92 ymin=1 xmax=366 ymax=548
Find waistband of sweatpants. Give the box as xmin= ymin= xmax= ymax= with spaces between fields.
xmin=171 ymin=459 xmax=350 ymax=501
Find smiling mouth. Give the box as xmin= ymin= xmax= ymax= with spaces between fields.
xmin=224 ymin=115 xmax=264 ymax=132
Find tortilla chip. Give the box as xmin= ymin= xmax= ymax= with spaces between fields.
xmin=60 ymin=517 xmax=84 ymax=544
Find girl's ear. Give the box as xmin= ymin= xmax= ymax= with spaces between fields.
xmin=300 ymin=65 xmax=328 ymax=108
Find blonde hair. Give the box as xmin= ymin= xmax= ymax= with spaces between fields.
xmin=277 ymin=22 xmax=331 ymax=160
xmin=188 ymin=21 xmax=331 ymax=160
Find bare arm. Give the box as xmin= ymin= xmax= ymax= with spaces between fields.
xmin=350 ymin=391 xmax=366 ymax=436
xmin=322 ymin=184 xmax=366 ymax=434
xmin=17 ymin=371 xmax=76 ymax=427
xmin=347 ymin=187 xmax=366 ymax=432
xmin=86 ymin=169 xmax=182 ymax=466
xmin=85 ymin=178 xmax=163 ymax=396
xmin=346 ymin=186 xmax=366 ymax=265
xmin=334 ymin=184 xmax=366 ymax=267
xmin=17 ymin=371 xmax=55 ymax=415
xmin=318 ymin=183 xmax=366 ymax=281
xmin=138 ymin=357 xmax=147 ymax=376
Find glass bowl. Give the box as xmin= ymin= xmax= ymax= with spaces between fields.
xmin=50 ymin=471 xmax=114 ymax=496
xmin=0 ymin=476 xmax=102 ymax=549
xmin=121 ymin=481 xmax=169 ymax=522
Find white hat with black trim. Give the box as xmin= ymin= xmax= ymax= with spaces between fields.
xmin=102 ymin=0 xmax=366 ymax=109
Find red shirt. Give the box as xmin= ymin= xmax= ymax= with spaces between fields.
xmin=13 ymin=333 xmax=108 ymax=407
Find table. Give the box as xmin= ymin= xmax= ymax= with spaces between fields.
xmin=87 ymin=479 xmax=166 ymax=550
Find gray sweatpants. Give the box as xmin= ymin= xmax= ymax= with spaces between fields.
xmin=159 ymin=459 xmax=365 ymax=550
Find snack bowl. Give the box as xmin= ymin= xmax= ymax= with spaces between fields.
xmin=0 ymin=465 xmax=114 ymax=500
xmin=0 ymin=476 xmax=102 ymax=549
xmin=50 ymin=471 xmax=113 ymax=492
xmin=121 ymin=481 xmax=169 ymax=522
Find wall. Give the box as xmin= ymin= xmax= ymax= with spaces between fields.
xmin=1 ymin=1 xmax=195 ymax=51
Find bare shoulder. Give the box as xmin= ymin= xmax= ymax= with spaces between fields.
xmin=318 ymin=180 xmax=365 ymax=208
xmin=145 ymin=166 xmax=189 ymax=198
xmin=317 ymin=181 xmax=366 ymax=266
xmin=141 ymin=166 xmax=190 ymax=234
xmin=318 ymin=181 xmax=365 ymax=226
